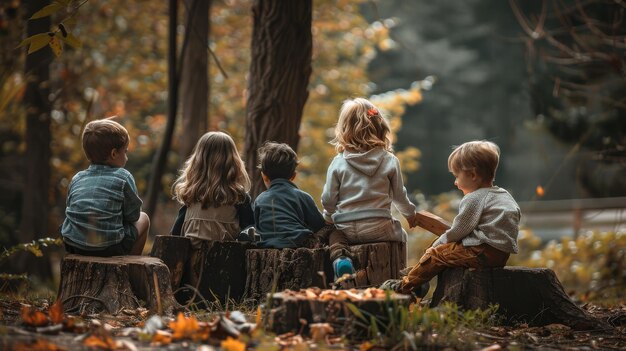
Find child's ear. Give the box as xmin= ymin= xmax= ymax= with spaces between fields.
xmin=261 ymin=172 xmax=270 ymax=183
xmin=290 ymin=171 xmax=297 ymax=181
xmin=108 ymin=148 xmax=117 ymax=160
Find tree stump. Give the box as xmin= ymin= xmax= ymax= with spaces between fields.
xmin=268 ymin=290 xmax=411 ymax=339
xmin=431 ymin=267 xmax=611 ymax=330
xmin=347 ymin=241 xmax=406 ymax=288
xmin=150 ymin=235 xmax=192 ymax=289
xmin=58 ymin=255 xmax=178 ymax=315
xmin=244 ymin=248 xmax=329 ymax=301
xmin=184 ymin=240 xmax=253 ymax=304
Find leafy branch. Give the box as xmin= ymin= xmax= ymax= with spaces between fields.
xmin=17 ymin=0 xmax=89 ymax=57
xmin=0 ymin=237 xmax=63 ymax=263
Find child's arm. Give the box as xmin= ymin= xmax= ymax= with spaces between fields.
xmin=170 ymin=206 xmax=186 ymax=236
xmin=389 ymin=156 xmax=417 ymax=218
xmin=321 ymin=163 xmax=340 ymax=223
xmin=236 ymin=194 xmax=255 ymax=229
xmin=303 ymin=194 xmax=326 ymax=233
xmin=432 ymin=194 xmax=483 ymax=247
xmin=122 ymin=178 xmax=142 ymax=223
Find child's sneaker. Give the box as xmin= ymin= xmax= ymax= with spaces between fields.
xmin=413 ymin=281 xmax=430 ymax=298
xmin=333 ymin=256 xmax=354 ymax=280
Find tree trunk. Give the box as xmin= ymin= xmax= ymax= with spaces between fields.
xmin=149 ymin=235 xmax=192 ymax=289
xmin=58 ymin=255 xmax=178 ymax=315
xmin=145 ymin=0 xmax=178 ymax=219
xmin=18 ymin=0 xmax=53 ymax=276
xmin=431 ymin=267 xmax=611 ymax=330
xmin=244 ymin=0 xmax=313 ymax=198
xmin=340 ymin=241 xmax=406 ymax=289
xmin=180 ymin=0 xmax=210 ymax=159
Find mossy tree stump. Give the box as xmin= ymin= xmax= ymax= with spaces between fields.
xmin=58 ymin=255 xmax=177 ymax=315
xmin=431 ymin=266 xmax=611 ymax=330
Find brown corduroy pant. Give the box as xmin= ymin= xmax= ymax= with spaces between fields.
xmin=398 ymin=242 xmax=509 ymax=295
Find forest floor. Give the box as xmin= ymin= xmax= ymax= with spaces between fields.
xmin=1 ymin=296 xmax=625 ymax=351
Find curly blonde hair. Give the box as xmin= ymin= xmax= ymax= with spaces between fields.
xmin=173 ymin=131 xmax=250 ymax=207
xmin=331 ymin=97 xmax=392 ymax=153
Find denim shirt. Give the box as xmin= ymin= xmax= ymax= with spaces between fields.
xmin=254 ymin=178 xmax=325 ymax=248
xmin=61 ymin=164 xmax=143 ymax=250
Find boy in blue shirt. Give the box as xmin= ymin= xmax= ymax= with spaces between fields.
xmin=254 ymin=142 xmax=326 ymax=248
xmin=61 ymin=118 xmax=150 ymax=256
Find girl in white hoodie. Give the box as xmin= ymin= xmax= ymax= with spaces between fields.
xmin=322 ymin=98 xmax=418 ymax=279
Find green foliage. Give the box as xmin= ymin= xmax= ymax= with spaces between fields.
xmin=0 ymin=237 xmax=62 ymax=263
xmin=510 ymin=230 xmax=626 ymax=304
xmin=347 ymin=297 xmax=500 ymax=349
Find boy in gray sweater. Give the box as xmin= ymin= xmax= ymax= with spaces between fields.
xmin=382 ymin=140 xmax=521 ymax=297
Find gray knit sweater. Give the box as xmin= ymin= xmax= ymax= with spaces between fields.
xmin=432 ymin=186 xmax=521 ymax=254
xmin=321 ymin=147 xmax=416 ymax=224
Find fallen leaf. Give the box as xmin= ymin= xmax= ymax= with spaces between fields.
xmin=151 ymin=330 xmax=173 ymax=345
xmin=13 ymin=339 xmax=66 ymax=351
xmin=49 ymin=300 xmax=64 ymax=325
xmin=83 ymin=334 xmax=116 ymax=350
xmin=310 ymin=323 xmax=333 ymax=341
xmin=359 ymin=341 xmax=374 ymax=351
xmin=221 ymin=337 xmax=246 ymax=351
xmin=168 ymin=312 xmax=199 ymax=340
xmin=21 ymin=305 xmax=48 ymax=327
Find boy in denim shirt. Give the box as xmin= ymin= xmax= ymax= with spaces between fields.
xmin=61 ymin=118 xmax=150 ymax=256
xmin=254 ymin=142 xmax=326 ymax=248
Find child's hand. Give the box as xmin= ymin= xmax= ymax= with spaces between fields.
xmin=406 ymin=213 xmax=418 ymax=228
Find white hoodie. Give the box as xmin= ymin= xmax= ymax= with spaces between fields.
xmin=321 ymin=147 xmax=416 ymax=224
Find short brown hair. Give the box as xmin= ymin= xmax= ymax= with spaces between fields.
xmin=448 ymin=140 xmax=500 ymax=182
xmin=258 ymin=142 xmax=298 ymax=181
xmin=82 ymin=118 xmax=130 ymax=164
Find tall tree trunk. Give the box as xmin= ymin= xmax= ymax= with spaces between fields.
xmin=244 ymin=0 xmax=313 ymax=198
xmin=145 ymin=0 xmax=179 ymax=220
xmin=17 ymin=0 xmax=52 ymax=275
xmin=180 ymin=0 xmax=210 ymax=159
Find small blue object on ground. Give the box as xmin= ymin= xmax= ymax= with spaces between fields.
xmin=333 ymin=256 xmax=354 ymax=280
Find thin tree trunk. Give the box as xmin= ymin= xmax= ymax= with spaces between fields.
xmin=180 ymin=0 xmax=210 ymax=159
xmin=18 ymin=0 xmax=52 ymax=275
xmin=145 ymin=0 xmax=178 ymax=220
xmin=244 ymin=0 xmax=313 ymax=198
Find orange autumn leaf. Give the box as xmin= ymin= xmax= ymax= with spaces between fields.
xmin=21 ymin=305 xmax=48 ymax=327
xmin=168 ymin=312 xmax=199 ymax=340
xmin=49 ymin=300 xmax=64 ymax=324
xmin=255 ymin=306 xmax=262 ymax=326
xmin=13 ymin=339 xmax=66 ymax=351
xmin=536 ymin=185 xmax=545 ymax=197
xmin=83 ymin=334 xmax=116 ymax=350
xmin=151 ymin=330 xmax=173 ymax=345
xmin=360 ymin=341 xmax=374 ymax=351
xmin=221 ymin=336 xmax=246 ymax=351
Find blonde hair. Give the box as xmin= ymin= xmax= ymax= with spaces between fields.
xmin=82 ymin=117 xmax=129 ymax=164
xmin=448 ymin=140 xmax=500 ymax=182
xmin=331 ymin=97 xmax=392 ymax=153
xmin=173 ymin=131 xmax=250 ymax=207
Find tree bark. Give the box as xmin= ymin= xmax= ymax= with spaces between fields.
xmin=340 ymin=241 xmax=406 ymax=289
xmin=145 ymin=0 xmax=178 ymax=219
xmin=431 ymin=267 xmax=611 ymax=330
xmin=180 ymin=0 xmax=210 ymax=159
xmin=245 ymin=247 xmax=328 ymax=301
xmin=18 ymin=0 xmax=53 ymax=276
xmin=58 ymin=255 xmax=178 ymax=315
xmin=244 ymin=0 xmax=313 ymax=198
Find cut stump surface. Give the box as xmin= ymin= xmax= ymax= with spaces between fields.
xmin=58 ymin=255 xmax=177 ymax=315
